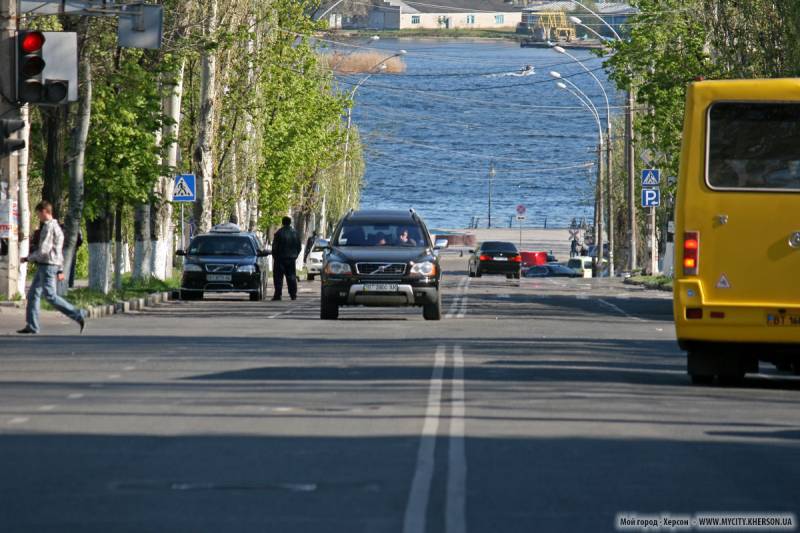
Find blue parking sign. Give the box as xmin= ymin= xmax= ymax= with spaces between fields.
xmin=641 ymin=188 xmax=660 ymax=208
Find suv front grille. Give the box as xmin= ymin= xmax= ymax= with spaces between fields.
xmin=205 ymin=264 xmax=235 ymax=273
xmin=356 ymin=263 xmax=407 ymax=275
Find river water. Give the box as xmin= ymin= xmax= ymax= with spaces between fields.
xmin=334 ymin=38 xmax=622 ymax=229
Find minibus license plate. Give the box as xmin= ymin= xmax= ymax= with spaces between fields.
xmin=207 ymin=274 xmax=232 ymax=282
xmin=364 ymin=283 xmax=398 ymax=292
xmin=767 ymin=313 xmax=800 ymax=327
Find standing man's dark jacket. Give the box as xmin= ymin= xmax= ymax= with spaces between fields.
xmin=272 ymin=225 xmax=301 ymax=260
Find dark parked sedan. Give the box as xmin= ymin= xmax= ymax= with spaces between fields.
xmin=468 ymin=241 xmax=521 ymax=279
xmin=524 ymin=264 xmax=582 ymax=278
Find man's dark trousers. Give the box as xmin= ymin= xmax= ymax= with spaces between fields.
xmin=273 ymin=258 xmax=297 ymax=299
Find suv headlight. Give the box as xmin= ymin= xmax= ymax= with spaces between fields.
xmin=410 ymin=261 xmax=437 ymax=277
xmin=238 ymin=265 xmax=256 ymax=273
xmin=184 ymin=263 xmax=202 ymax=272
xmin=324 ymin=262 xmax=352 ymax=275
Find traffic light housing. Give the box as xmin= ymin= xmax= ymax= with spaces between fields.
xmin=16 ymin=30 xmax=70 ymax=105
xmin=1 ymin=119 xmax=26 ymax=156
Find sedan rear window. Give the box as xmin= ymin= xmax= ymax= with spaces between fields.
xmin=480 ymin=241 xmax=517 ymax=253
xmin=707 ymin=102 xmax=800 ymax=191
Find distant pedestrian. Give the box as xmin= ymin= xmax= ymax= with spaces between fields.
xmin=579 ymin=245 xmax=588 ymax=256
xmin=18 ymin=201 xmax=86 ymax=334
xmin=271 ymin=216 xmax=302 ymax=301
xmin=303 ymin=230 xmax=318 ymax=263
xmin=570 ymin=238 xmax=579 ymax=257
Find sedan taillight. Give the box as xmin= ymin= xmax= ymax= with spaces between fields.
xmin=510 ymin=255 xmax=522 ymax=263
xmin=479 ymin=254 xmax=491 ymax=261
xmin=683 ymin=231 xmax=699 ymax=276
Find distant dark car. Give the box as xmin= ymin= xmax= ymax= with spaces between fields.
xmin=320 ymin=209 xmax=448 ymax=320
xmin=468 ymin=241 xmax=521 ymax=279
xmin=524 ymin=264 xmax=581 ymax=278
xmin=177 ymin=223 xmax=270 ymax=301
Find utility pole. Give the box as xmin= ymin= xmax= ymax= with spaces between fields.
xmin=0 ymin=0 xmax=20 ymax=299
xmin=626 ymin=89 xmax=637 ymax=272
xmin=594 ymin=142 xmax=604 ymax=277
xmin=606 ymin=118 xmax=614 ymax=277
xmin=487 ymin=161 xmax=495 ymax=229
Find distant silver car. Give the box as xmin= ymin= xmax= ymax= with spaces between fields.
xmin=305 ymin=238 xmax=328 ymax=281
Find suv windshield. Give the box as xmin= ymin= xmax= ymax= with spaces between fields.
xmin=708 ymin=102 xmax=800 ymax=190
xmin=335 ymin=222 xmax=427 ymax=247
xmin=188 ymin=236 xmax=255 ymax=256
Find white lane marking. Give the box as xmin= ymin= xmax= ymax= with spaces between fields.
xmin=107 ymin=374 xmax=121 ymax=379
xmin=268 ymin=303 xmax=316 ymax=320
xmin=456 ymin=294 xmax=468 ymax=319
xmin=446 ymin=277 xmax=470 ymax=319
xmin=123 ymin=366 xmax=136 ymax=371
xmin=8 ymin=417 xmax=29 ymax=425
xmin=38 ymin=405 xmax=57 ymax=411
xmin=446 ymin=346 xmax=467 ymax=533
xmin=66 ymin=393 xmax=84 ymax=400
xmin=598 ymin=298 xmax=645 ymax=322
xmin=403 ymin=345 xmax=446 ymax=533
xmin=497 ymin=294 xmax=510 ymax=299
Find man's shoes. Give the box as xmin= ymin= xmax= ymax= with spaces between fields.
xmin=290 ymin=294 xmax=297 ymax=300
xmin=271 ymin=296 xmax=282 ymax=301
xmin=17 ymin=327 xmax=37 ymax=334
xmin=78 ymin=316 xmax=86 ymax=334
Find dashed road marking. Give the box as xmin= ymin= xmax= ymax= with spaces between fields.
xmin=38 ymin=405 xmax=57 ymax=411
xmin=66 ymin=393 xmax=84 ymax=400
xmin=598 ymin=298 xmax=645 ymax=322
xmin=107 ymin=374 xmax=121 ymax=379
xmin=8 ymin=417 xmax=29 ymax=425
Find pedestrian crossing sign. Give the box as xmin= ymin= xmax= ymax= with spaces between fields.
xmin=641 ymin=169 xmax=661 ymax=187
xmin=173 ymin=174 xmax=196 ymax=202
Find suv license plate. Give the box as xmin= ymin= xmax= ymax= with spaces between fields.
xmin=207 ymin=274 xmax=232 ymax=282
xmin=364 ymin=283 xmax=398 ymax=292
xmin=767 ymin=313 xmax=800 ymax=327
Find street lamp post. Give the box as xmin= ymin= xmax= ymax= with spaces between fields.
xmin=488 ymin=161 xmax=495 ymax=228
xmin=330 ymin=49 xmax=406 ymax=234
xmin=550 ymin=45 xmax=615 ymax=277
xmin=570 ymin=10 xmax=637 ymax=273
xmin=550 ymin=72 xmax=605 ymax=275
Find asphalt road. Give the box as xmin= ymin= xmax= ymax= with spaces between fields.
xmin=1 ymin=255 xmax=799 ymax=533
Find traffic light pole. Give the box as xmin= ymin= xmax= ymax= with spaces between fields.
xmin=0 ymin=0 xmax=21 ymax=299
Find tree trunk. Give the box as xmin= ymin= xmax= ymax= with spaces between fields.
xmin=132 ymin=202 xmax=151 ymax=279
xmin=40 ymin=106 xmax=67 ymax=219
xmin=114 ymin=203 xmax=123 ymax=290
xmin=150 ymin=61 xmax=185 ymax=280
xmin=193 ymin=0 xmax=218 ymax=233
xmin=62 ymin=44 xmax=91 ymax=294
xmin=87 ymin=207 xmax=112 ymax=294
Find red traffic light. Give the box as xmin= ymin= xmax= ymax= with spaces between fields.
xmin=20 ymin=31 xmax=45 ymax=53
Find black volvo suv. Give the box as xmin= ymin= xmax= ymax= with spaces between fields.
xmin=320 ymin=209 xmax=448 ymax=320
xmin=177 ymin=223 xmax=270 ymax=301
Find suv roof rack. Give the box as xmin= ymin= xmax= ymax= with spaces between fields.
xmin=210 ymin=223 xmax=242 ymax=233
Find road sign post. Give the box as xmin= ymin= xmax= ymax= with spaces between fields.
xmin=173 ymin=174 xmax=196 ymax=251
xmin=641 ymin=169 xmax=661 ymax=274
xmin=516 ymin=214 xmax=525 ymax=248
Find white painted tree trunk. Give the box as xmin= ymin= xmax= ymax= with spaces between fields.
xmin=151 ymin=61 xmax=185 ymax=280
xmin=88 ymin=242 xmax=111 ymax=294
xmin=133 ymin=203 xmax=151 ymax=279
xmin=17 ymin=104 xmax=30 ymax=296
xmin=193 ymin=0 xmax=218 ymax=233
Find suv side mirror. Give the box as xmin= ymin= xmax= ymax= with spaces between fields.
xmin=434 ymin=238 xmax=449 ymax=250
xmin=257 ymin=249 xmax=270 ymax=257
xmin=467 ymin=249 xmax=475 ymax=254
xmin=176 ymin=249 xmax=186 ymax=257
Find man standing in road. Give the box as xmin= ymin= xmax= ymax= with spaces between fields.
xmin=17 ymin=201 xmax=86 ymax=334
xmin=271 ymin=216 xmax=301 ymax=301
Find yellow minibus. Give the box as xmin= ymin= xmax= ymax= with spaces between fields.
xmin=674 ymin=79 xmax=800 ymax=384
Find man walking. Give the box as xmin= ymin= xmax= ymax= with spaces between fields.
xmin=18 ymin=201 xmax=86 ymax=334
xmin=271 ymin=216 xmax=301 ymax=301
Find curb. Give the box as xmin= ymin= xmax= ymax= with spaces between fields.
xmin=623 ymin=278 xmax=673 ymax=293
xmin=85 ymin=291 xmax=173 ymax=319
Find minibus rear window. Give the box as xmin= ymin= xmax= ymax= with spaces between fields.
xmin=707 ymin=102 xmax=800 ymax=191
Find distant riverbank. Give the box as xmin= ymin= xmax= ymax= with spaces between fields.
xmin=334 ymin=28 xmax=521 ymax=41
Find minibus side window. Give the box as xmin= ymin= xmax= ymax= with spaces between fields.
xmin=707 ymin=102 xmax=800 ymax=191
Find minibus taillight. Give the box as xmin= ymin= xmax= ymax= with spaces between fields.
xmin=683 ymin=232 xmax=699 ymax=275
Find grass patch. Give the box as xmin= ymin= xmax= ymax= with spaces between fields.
xmin=625 ymin=275 xmax=673 ymax=292
xmin=42 ymin=274 xmax=180 ymax=310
